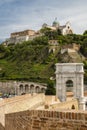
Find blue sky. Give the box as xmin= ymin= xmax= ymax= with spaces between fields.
xmin=0 ymin=0 xmax=87 ymax=41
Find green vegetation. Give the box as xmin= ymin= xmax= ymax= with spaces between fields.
xmin=0 ymin=30 xmax=87 ymax=94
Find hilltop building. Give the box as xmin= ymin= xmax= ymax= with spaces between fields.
xmin=42 ymin=18 xmax=73 ymax=35
xmin=3 ymin=19 xmax=73 ymax=45
xmin=4 ymin=29 xmax=42 ymax=46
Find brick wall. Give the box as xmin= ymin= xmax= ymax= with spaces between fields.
xmin=0 ymin=93 xmax=45 ymax=126
xmin=5 ymin=110 xmax=87 ymax=130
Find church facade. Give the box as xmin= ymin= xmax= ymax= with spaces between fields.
xmin=42 ymin=19 xmax=73 ymax=35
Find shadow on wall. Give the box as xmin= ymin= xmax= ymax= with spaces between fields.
xmin=0 ymin=123 xmax=5 ymax=130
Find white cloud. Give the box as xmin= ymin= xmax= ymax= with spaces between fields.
xmin=0 ymin=0 xmax=87 ymax=41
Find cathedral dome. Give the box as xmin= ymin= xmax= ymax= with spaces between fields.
xmin=52 ymin=18 xmax=59 ymax=28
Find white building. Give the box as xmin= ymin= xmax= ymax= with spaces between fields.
xmin=42 ymin=19 xmax=73 ymax=35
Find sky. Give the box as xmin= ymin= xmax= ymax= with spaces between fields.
xmin=0 ymin=0 xmax=87 ymax=42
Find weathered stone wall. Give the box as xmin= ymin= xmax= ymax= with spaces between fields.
xmin=49 ymin=99 xmax=78 ymax=110
xmin=11 ymin=30 xmax=35 ymax=38
xmin=0 ymin=81 xmax=15 ymax=94
xmin=5 ymin=110 xmax=87 ymax=130
xmin=0 ymin=93 xmax=45 ymax=126
xmin=0 ymin=81 xmax=46 ymax=95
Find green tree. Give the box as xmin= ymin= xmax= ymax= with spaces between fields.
xmin=80 ymin=38 xmax=87 ymax=57
xmin=83 ymin=30 xmax=87 ymax=35
xmin=45 ymin=81 xmax=56 ymax=95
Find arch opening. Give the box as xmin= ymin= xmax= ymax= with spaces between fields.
xmin=19 ymin=84 xmax=24 ymax=95
xmin=25 ymin=84 xmax=29 ymax=93
xmin=30 ymin=84 xmax=34 ymax=93
xmin=19 ymin=84 xmax=23 ymax=91
xmin=35 ymin=86 xmax=40 ymax=93
xmin=71 ymin=105 xmax=75 ymax=109
xmin=41 ymin=88 xmax=45 ymax=93
xmin=66 ymin=80 xmax=73 ymax=97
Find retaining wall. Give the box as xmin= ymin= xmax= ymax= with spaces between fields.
xmin=5 ymin=110 xmax=87 ymax=130
xmin=0 ymin=93 xmax=45 ymax=126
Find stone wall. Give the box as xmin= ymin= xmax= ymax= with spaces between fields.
xmin=11 ymin=30 xmax=35 ymax=38
xmin=49 ymin=99 xmax=78 ymax=110
xmin=0 ymin=93 xmax=45 ymax=126
xmin=0 ymin=81 xmax=15 ymax=94
xmin=0 ymin=81 xmax=46 ymax=95
xmin=5 ymin=110 xmax=87 ymax=130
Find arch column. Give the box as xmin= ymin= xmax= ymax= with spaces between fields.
xmin=79 ymin=97 xmax=86 ymax=110
xmin=80 ymin=74 xmax=84 ymax=97
xmin=56 ymin=73 xmax=63 ymax=101
xmin=61 ymin=76 xmax=66 ymax=102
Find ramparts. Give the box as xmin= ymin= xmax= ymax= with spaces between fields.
xmin=5 ymin=110 xmax=87 ymax=130
xmin=0 ymin=93 xmax=45 ymax=126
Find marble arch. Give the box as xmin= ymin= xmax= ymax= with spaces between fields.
xmin=55 ymin=63 xmax=84 ymax=102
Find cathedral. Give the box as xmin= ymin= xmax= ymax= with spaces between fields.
xmin=42 ymin=18 xmax=73 ymax=35
xmin=3 ymin=19 xmax=73 ymax=46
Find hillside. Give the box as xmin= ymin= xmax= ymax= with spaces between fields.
xmin=0 ymin=30 xmax=87 ymax=85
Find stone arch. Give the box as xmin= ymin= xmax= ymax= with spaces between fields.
xmin=19 ymin=84 xmax=24 ymax=94
xmin=35 ymin=86 xmax=40 ymax=93
xmin=19 ymin=84 xmax=23 ymax=91
xmin=25 ymin=84 xmax=29 ymax=93
xmin=30 ymin=84 xmax=34 ymax=93
xmin=55 ymin=63 xmax=84 ymax=102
